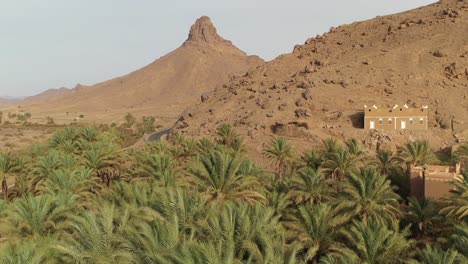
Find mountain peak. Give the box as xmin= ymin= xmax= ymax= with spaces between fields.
xmin=186 ymin=16 xmax=230 ymax=45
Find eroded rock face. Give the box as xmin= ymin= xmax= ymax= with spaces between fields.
xmin=173 ymin=0 xmax=467 ymax=154
xmin=186 ymin=16 xmax=231 ymax=46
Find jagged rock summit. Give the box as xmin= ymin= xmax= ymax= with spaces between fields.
xmin=186 ymin=16 xmax=230 ymax=45
xmin=9 ymin=16 xmax=264 ymax=122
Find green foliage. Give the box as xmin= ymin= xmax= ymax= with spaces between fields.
xmin=340 ymin=219 xmax=415 ymax=263
xmin=398 ymin=140 xmax=437 ymax=166
xmin=334 ymin=167 xmax=400 ymax=225
xmin=124 ymin=112 xmax=136 ymax=128
xmin=264 ymin=137 xmax=293 ymax=182
xmin=190 ymin=149 xmax=265 ymax=206
xmin=0 ymin=125 xmax=464 ymax=263
xmin=45 ymin=116 xmax=54 ymax=125
xmin=136 ymin=115 xmax=156 ymax=136
xmin=419 ymin=245 xmax=466 ymax=264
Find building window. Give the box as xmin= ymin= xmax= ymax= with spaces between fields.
xmin=379 ymin=118 xmax=383 ymax=125
xmin=420 ymin=118 xmax=424 ymax=124
xmin=409 ymin=118 xmax=414 ymax=125
xmin=388 ymin=118 xmax=392 ymax=125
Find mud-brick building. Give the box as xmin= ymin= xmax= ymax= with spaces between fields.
xmin=410 ymin=163 xmax=462 ymax=199
xmin=364 ymin=105 xmax=428 ymax=130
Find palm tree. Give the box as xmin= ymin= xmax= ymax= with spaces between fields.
xmin=406 ymin=197 xmax=438 ymax=238
xmin=177 ymin=138 xmax=198 ymax=162
xmin=1 ymin=194 xmax=64 ymax=240
xmin=398 ymin=140 xmax=437 ymax=169
xmin=48 ymin=128 xmax=80 ymax=154
xmin=126 ymin=215 xmax=182 ymax=263
xmin=82 ymin=142 xmax=117 ymax=184
xmin=372 ymin=149 xmax=400 ymax=176
xmin=286 ymin=204 xmax=349 ymax=262
xmin=0 ymin=240 xmax=52 ymax=264
xmin=334 ymin=167 xmax=400 ymax=225
xmin=152 ymin=188 xmax=207 ymax=237
xmin=80 ymin=126 xmax=99 ymax=143
xmin=419 ymin=245 xmax=465 ymax=264
xmin=450 ymin=224 xmax=468 ymax=257
xmin=266 ymin=190 xmax=290 ymax=218
xmin=41 ymin=168 xmax=100 ymax=206
xmin=196 ymin=138 xmax=215 ymax=154
xmin=321 ymin=148 xmax=358 ymax=182
xmin=136 ymin=152 xmax=178 ymax=187
xmin=55 ymin=204 xmax=133 ymax=263
xmin=216 ymin=123 xmax=239 ymax=147
xmin=440 ymin=170 xmax=468 ymax=221
xmin=31 ymin=150 xmax=62 ymax=192
xmin=289 ymin=167 xmax=332 ymax=205
xmin=340 ymin=219 xmax=415 ymax=263
xmin=300 ymin=149 xmax=323 ymax=170
xmin=321 ymin=138 xmax=341 ymax=158
xmin=190 ymin=150 xmax=265 ymax=205
xmin=0 ymin=152 xmax=19 ymax=201
xmin=264 ymin=137 xmax=293 ymax=182
xmin=345 ymin=138 xmax=366 ymax=161
xmin=455 ymin=143 xmax=468 ymax=164
xmin=200 ymin=203 xmax=290 ymax=263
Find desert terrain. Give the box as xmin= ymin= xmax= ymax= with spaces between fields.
xmin=174 ymin=0 xmax=468 ymax=156
xmin=0 ymin=16 xmax=262 ymax=125
xmin=0 ymin=1 xmax=467 ymax=263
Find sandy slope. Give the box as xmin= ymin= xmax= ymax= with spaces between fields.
xmin=5 ymin=16 xmax=263 ymax=124
xmin=174 ymin=0 xmax=468 ymax=154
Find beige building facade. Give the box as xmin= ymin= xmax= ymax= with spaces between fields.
xmin=364 ymin=105 xmax=428 ymax=130
xmin=410 ymin=163 xmax=462 ymax=199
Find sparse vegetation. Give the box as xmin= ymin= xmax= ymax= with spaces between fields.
xmin=124 ymin=113 xmax=136 ymax=128
xmin=136 ymin=115 xmax=156 ymax=136
xmin=46 ymin=116 xmax=54 ymax=125
xmin=0 ymin=124 xmax=465 ymax=263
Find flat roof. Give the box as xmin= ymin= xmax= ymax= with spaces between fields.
xmin=365 ymin=107 xmax=427 ymax=118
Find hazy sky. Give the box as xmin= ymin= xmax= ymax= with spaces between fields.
xmin=0 ymin=0 xmax=436 ymax=97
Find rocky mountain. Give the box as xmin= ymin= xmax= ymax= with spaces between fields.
xmin=23 ymin=87 xmax=73 ymax=103
xmin=15 ymin=16 xmax=263 ymax=121
xmin=174 ymin=0 xmax=468 ymax=154
xmin=0 ymin=97 xmax=22 ymax=108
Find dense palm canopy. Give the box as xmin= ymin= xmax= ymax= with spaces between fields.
xmin=398 ymin=140 xmax=437 ymax=167
xmin=264 ymin=137 xmax=293 ymax=182
xmin=190 ymin=149 xmax=265 ymax=205
xmin=340 ymin=219 xmax=415 ymax=263
xmin=0 ymin=124 xmax=465 ymax=263
xmin=334 ymin=167 xmax=401 ymax=225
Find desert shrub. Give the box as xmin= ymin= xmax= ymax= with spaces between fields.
xmin=46 ymin=116 xmax=55 ymax=125
xmin=124 ymin=113 xmax=136 ymax=128
xmin=136 ymin=115 xmax=156 ymax=136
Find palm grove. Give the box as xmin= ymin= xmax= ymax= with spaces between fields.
xmin=0 ymin=123 xmax=467 ymax=263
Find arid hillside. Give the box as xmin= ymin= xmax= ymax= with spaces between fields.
xmin=174 ymin=0 xmax=468 ymax=154
xmin=7 ymin=16 xmax=263 ymax=123
xmin=0 ymin=97 xmax=21 ymax=108
xmin=23 ymin=87 xmax=73 ymax=104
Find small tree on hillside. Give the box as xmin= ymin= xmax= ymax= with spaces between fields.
xmin=0 ymin=111 xmax=3 ymax=124
xmin=46 ymin=116 xmax=55 ymax=125
xmin=124 ymin=113 xmax=136 ymax=128
xmin=136 ymin=116 xmax=156 ymax=136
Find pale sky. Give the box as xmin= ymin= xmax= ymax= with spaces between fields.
xmin=0 ymin=0 xmax=436 ymax=97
